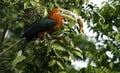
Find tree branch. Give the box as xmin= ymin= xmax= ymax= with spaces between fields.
xmin=0 ymin=57 xmax=10 ymax=60
xmin=0 ymin=38 xmax=24 ymax=56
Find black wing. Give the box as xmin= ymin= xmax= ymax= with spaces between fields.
xmin=21 ymin=19 xmax=56 ymax=38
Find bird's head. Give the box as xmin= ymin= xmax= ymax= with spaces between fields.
xmin=48 ymin=8 xmax=76 ymax=21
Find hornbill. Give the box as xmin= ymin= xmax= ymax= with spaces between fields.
xmin=18 ymin=8 xmax=82 ymax=55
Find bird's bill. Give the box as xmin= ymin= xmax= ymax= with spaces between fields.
xmin=61 ymin=10 xmax=77 ymax=20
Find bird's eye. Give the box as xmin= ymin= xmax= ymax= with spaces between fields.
xmin=58 ymin=10 xmax=63 ymax=15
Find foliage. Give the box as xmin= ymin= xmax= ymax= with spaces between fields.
xmin=0 ymin=0 xmax=120 ymax=73
xmin=78 ymin=0 xmax=120 ymax=73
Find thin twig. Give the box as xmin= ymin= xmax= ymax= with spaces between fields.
xmin=0 ymin=58 xmax=10 ymax=60
xmin=0 ymin=38 xmax=24 ymax=56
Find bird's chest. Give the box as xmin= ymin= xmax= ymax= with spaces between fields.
xmin=53 ymin=23 xmax=63 ymax=31
xmin=49 ymin=19 xmax=63 ymax=32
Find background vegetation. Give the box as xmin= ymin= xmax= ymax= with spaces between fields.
xmin=0 ymin=0 xmax=119 ymax=73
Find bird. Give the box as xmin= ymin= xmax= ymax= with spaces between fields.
xmin=18 ymin=8 xmax=77 ymax=55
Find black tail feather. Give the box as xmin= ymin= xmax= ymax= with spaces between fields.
xmin=19 ymin=39 xmax=29 ymax=53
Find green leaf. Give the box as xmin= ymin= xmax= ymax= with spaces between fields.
xmin=12 ymin=55 xmax=26 ymax=65
xmin=30 ymin=0 xmax=40 ymax=7
xmin=70 ymin=41 xmax=74 ymax=48
xmin=47 ymin=47 xmax=52 ymax=56
xmin=49 ymin=3 xmax=55 ymax=10
xmin=30 ymin=0 xmax=36 ymax=7
xmin=15 ymin=61 xmax=26 ymax=72
xmin=92 ymin=11 xmax=99 ymax=24
xmin=75 ymin=0 xmax=79 ymax=3
xmin=35 ymin=0 xmax=39 ymax=2
xmin=99 ymin=54 xmax=108 ymax=64
xmin=52 ymin=46 xmax=62 ymax=57
xmin=63 ymin=28 xmax=70 ymax=32
xmin=68 ymin=19 xmax=76 ymax=27
xmin=74 ymin=47 xmax=83 ymax=53
xmin=25 ymin=55 xmax=35 ymax=63
xmin=48 ymin=59 xmax=56 ymax=67
xmin=58 ymin=71 xmax=67 ymax=73
xmin=74 ymin=51 xmax=83 ymax=59
xmin=85 ymin=0 xmax=89 ymax=4
xmin=109 ymin=62 xmax=114 ymax=69
xmin=42 ymin=7 xmax=48 ymax=18
xmin=35 ymin=59 xmax=43 ymax=68
xmin=57 ymin=61 xmax=64 ymax=69
xmin=94 ymin=11 xmax=105 ymax=23
xmin=63 ymin=56 xmax=69 ymax=61
xmin=55 ymin=2 xmax=61 ymax=8
xmin=103 ymin=24 xmax=109 ymax=29
xmin=68 ymin=50 xmax=76 ymax=60
xmin=51 ymin=41 xmax=66 ymax=51
xmin=24 ymin=0 xmax=31 ymax=9
xmin=115 ymin=34 xmax=120 ymax=41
